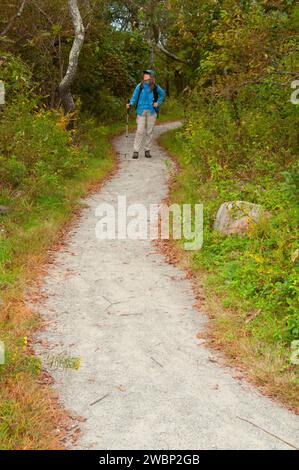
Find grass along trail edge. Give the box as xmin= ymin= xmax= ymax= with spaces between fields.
xmin=157 ymin=127 xmax=299 ymax=414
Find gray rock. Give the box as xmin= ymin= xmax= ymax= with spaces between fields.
xmin=0 ymin=205 xmax=9 ymax=215
xmin=214 ymin=200 xmax=269 ymax=235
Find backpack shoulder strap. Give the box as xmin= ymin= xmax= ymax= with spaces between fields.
xmin=135 ymin=82 xmax=143 ymax=109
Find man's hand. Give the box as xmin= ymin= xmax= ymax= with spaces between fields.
xmin=153 ymin=102 xmax=158 ymax=108
xmin=126 ymin=102 xmax=131 ymax=109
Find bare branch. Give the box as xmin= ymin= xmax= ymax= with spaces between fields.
xmin=1 ymin=0 xmax=27 ymax=36
xmin=31 ymin=0 xmax=54 ymax=25
xmin=155 ymin=29 xmax=187 ymax=65
xmin=156 ymin=41 xmax=187 ymax=64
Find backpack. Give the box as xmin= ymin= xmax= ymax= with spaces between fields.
xmin=135 ymin=83 xmax=160 ymax=116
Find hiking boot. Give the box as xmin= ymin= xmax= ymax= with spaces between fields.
xmin=132 ymin=151 xmax=139 ymax=159
xmin=145 ymin=150 xmax=152 ymax=158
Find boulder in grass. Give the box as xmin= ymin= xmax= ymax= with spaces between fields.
xmin=214 ymin=200 xmax=269 ymax=235
xmin=0 ymin=206 xmax=9 ymax=215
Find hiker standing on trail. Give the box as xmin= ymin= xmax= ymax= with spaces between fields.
xmin=127 ymin=69 xmax=166 ymax=159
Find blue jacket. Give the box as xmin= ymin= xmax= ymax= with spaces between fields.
xmin=130 ymin=82 xmax=166 ymax=116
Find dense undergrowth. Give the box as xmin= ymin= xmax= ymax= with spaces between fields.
xmin=158 ymin=2 xmax=299 ymax=409
xmin=159 ymin=96 xmax=299 ymax=409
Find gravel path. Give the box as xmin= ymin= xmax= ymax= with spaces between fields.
xmin=35 ymin=120 xmax=299 ymax=450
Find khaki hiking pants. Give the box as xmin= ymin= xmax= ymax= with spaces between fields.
xmin=133 ymin=109 xmax=157 ymax=153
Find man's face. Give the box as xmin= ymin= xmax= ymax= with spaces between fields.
xmin=143 ymin=73 xmax=151 ymax=82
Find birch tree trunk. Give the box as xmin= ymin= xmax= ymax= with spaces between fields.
xmin=59 ymin=0 xmax=85 ymax=129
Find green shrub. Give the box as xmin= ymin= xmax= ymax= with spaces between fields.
xmin=0 ymin=49 xmax=35 ymax=105
xmin=0 ymin=104 xmax=88 ymax=198
xmin=164 ymin=90 xmax=299 ymax=346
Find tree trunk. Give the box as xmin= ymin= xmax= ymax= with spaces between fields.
xmin=59 ymin=0 xmax=85 ymax=129
xmin=150 ymin=41 xmax=155 ymax=68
